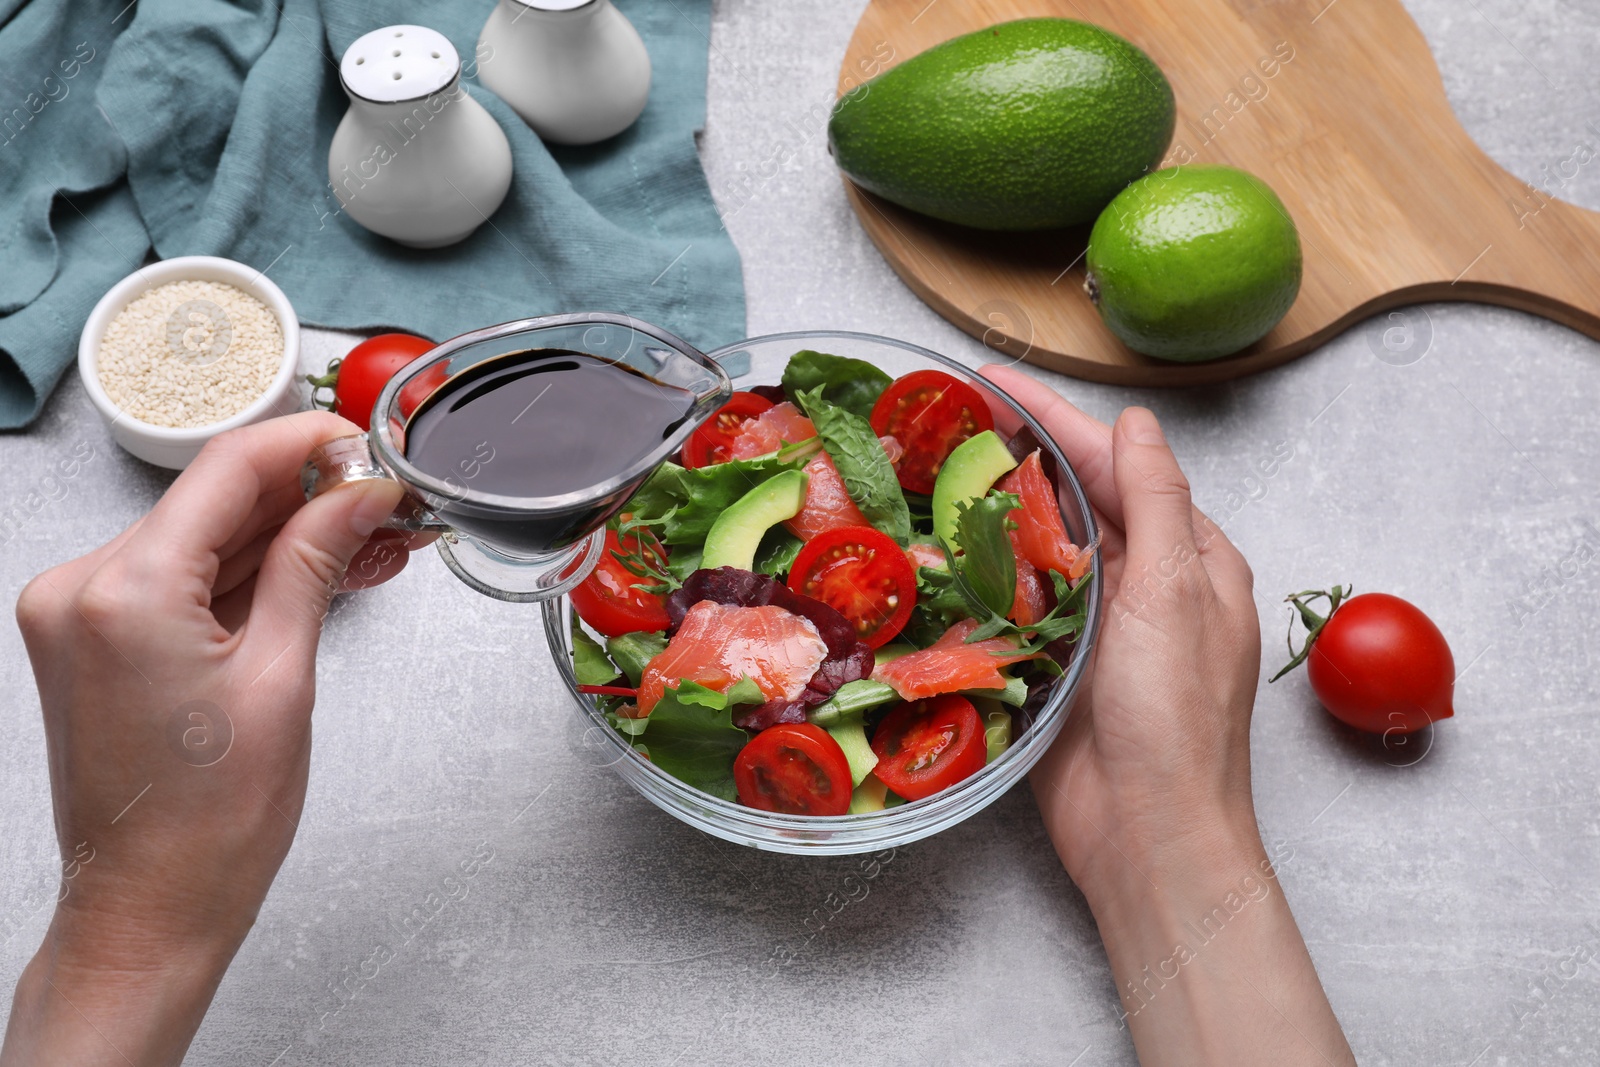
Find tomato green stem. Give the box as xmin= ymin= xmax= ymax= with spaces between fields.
xmin=1268 ymin=584 xmax=1351 ymax=683
xmin=304 ymin=359 xmax=342 ymax=412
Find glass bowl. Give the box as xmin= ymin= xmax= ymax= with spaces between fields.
xmin=541 ymin=331 xmax=1102 ymax=854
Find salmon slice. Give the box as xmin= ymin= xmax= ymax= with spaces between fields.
xmin=872 ymin=619 xmax=1037 ymax=700
xmin=727 ymin=402 xmax=816 ymax=459
xmin=785 ymin=452 xmax=869 ymax=540
xmin=637 ymin=600 xmax=829 ymax=716
xmin=997 ymin=451 xmax=1088 ymax=579
xmin=1009 ymin=551 xmax=1050 ymax=626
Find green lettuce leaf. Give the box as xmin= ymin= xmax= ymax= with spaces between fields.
xmin=941 ymin=491 xmax=1021 ymax=620
xmin=630 ymin=678 xmax=763 ymax=802
xmin=795 ymin=386 xmax=911 ymax=544
xmin=665 ymin=455 xmax=804 ymax=545
xmin=572 ymin=620 xmax=621 ymax=686
xmin=605 ymin=631 xmax=668 ymax=688
xmin=781 ymin=350 xmax=892 ymax=420
xmin=754 ymin=528 xmax=804 ymax=576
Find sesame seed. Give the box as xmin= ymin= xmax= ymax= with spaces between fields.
xmin=96 ymin=279 xmax=283 ymax=429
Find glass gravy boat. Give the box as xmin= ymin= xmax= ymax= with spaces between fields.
xmin=302 ymin=313 xmax=732 ymax=601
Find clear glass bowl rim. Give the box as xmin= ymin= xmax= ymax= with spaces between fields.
xmin=541 ymin=330 xmax=1103 ymax=854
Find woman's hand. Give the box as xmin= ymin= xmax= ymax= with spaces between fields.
xmin=984 ymin=366 xmax=1353 ymax=1066
xmin=3 ymin=412 xmax=420 ymax=1067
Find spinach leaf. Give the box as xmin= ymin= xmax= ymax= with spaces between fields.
xmin=630 ymin=678 xmax=762 ymax=802
xmin=795 ymin=386 xmax=911 ymax=544
xmin=782 ymin=350 xmax=892 ymax=420
xmin=572 ymin=620 xmax=621 ymax=686
xmin=605 ymin=630 xmax=668 ymax=688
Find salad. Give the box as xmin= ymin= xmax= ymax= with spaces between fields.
xmin=566 ymin=350 xmax=1093 ymax=816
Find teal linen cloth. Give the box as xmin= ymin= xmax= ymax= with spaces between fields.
xmin=0 ymin=0 xmax=743 ymax=428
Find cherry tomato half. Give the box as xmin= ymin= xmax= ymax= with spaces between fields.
xmin=315 ymin=333 xmax=443 ymax=430
xmin=869 ymin=370 xmax=994 ymax=495
xmin=787 ymin=525 xmax=916 ymax=648
xmin=870 ymin=694 xmax=987 ymax=801
xmin=734 ymin=722 xmax=853 ymax=816
xmin=681 ymin=392 xmax=775 ymax=469
xmin=569 ymin=527 xmax=672 ymax=638
xmin=1306 ymin=592 xmax=1455 ymax=735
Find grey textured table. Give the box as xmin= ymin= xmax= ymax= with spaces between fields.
xmin=4 ymin=1 xmax=1599 ymax=1063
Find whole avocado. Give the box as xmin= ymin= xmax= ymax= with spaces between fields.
xmin=828 ymin=18 xmax=1175 ymax=231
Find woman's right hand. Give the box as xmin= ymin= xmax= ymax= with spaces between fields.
xmin=983 ymin=366 xmax=1354 ymax=1066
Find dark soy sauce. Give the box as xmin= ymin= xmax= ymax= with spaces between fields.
xmin=404 ymin=349 xmax=696 ymax=555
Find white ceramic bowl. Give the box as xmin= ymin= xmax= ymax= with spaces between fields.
xmin=77 ymin=255 xmax=302 ymax=469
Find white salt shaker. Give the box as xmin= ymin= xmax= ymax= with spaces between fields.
xmin=329 ymin=25 xmax=513 ymax=248
xmin=476 ymin=0 xmax=651 ymax=145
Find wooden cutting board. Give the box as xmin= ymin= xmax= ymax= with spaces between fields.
xmin=837 ymin=0 xmax=1600 ymax=385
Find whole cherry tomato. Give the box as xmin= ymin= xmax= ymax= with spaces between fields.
xmin=308 ymin=332 xmax=444 ymax=430
xmin=1272 ymin=586 xmax=1454 ymax=735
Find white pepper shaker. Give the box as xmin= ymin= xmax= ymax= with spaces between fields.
xmin=328 ymin=25 xmax=514 ymax=248
xmin=476 ymin=0 xmax=651 ymax=145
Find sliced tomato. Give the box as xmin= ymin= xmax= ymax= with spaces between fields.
xmin=905 ymin=542 xmax=947 ymax=571
xmin=786 ymin=525 xmax=916 ymax=649
xmin=569 ymin=527 xmax=672 ymax=638
xmin=681 ymin=392 xmax=775 ymax=468
xmin=734 ymin=722 xmax=853 ymax=815
xmin=870 ymin=694 xmax=987 ymax=801
xmin=869 ymin=370 xmax=994 ymax=495
xmin=997 ymin=450 xmax=1087 ymax=579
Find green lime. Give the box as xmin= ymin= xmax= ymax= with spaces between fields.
xmin=1084 ymin=165 xmax=1302 ymax=361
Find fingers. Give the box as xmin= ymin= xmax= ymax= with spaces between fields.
xmin=240 ymin=478 xmax=406 ymax=665
xmin=122 ymin=411 xmax=362 ymax=586
xmin=980 ymin=365 xmax=1124 ymax=530
xmin=340 ymin=530 xmax=416 ymax=591
xmin=213 ymin=525 xmax=283 ymax=600
xmin=1111 ymin=408 xmax=1198 ymax=573
xmin=1190 ymin=507 xmax=1256 ymax=617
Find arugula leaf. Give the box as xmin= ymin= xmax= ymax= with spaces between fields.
xmin=807 ymin=679 xmax=899 ymax=728
xmin=959 ymin=674 xmax=1028 ymax=707
xmin=572 ymin=620 xmax=621 ymax=686
xmin=940 ymin=491 xmax=1022 ymax=620
xmin=795 ymin=386 xmax=911 ymax=544
xmin=629 ymin=679 xmax=762 ymax=802
xmin=781 ymin=350 xmax=892 ymax=419
xmin=605 ymin=631 xmax=668 ymax=688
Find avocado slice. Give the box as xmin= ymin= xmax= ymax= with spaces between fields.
xmin=983 ymin=707 xmax=1013 ymax=763
xmin=700 ymin=469 xmax=809 ymax=571
xmin=932 ymin=430 xmax=1017 ymax=546
xmin=826 ymin=723 xmax=879 ymax=789
xmin=848 ymin=773 xmax=890 ymax=814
